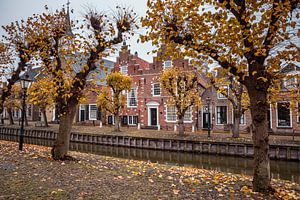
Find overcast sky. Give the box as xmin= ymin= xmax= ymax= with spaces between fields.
xmin=0 ymin=0 xmax=154 ymax=62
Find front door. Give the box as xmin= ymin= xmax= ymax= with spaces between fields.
xmin=150 ymin=108 xmax=157 ymax=126
xmin=203 ymin=112 xmax=210 ymax=129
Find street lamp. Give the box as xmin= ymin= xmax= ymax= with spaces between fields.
xmin=206 ymin=97 xmax=211 ymax=138
xmin=19 ymin=74 xmax=32 ymax=151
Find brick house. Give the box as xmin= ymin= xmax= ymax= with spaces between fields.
xmin=1 ymin=67 xmax=42 ymax=123
xmin=267 ymin=63 xmax=300 ymax=134
xmin=43 ymin=43 xmax=300 ymax=135
xmin=74 ymin=59 xmax=115 ymax=125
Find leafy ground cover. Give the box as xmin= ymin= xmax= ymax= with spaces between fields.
xmin=0 ymin=140 xmax=299 ymax=199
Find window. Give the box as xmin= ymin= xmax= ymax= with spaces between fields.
xmin=120 ymin=65 xmax=128 ymax=75
xmin=128 ymin=115 xmax=138 ymax=125
xmin=26 ymin=105 xmax=32 ymax=117
xmin=127 ymin=88 xmax=137 ymax=107
xmin=153 ymin=83 xmax=161 ymax=96
xmin=217 ymin=106 xmax=227 ymax=124
xmin=166 ymin=106 xmax=177 ymax=122
xmin=89 ymin=104 xmax=97 ymax=120
xmin=163 ymin=60 xmax=172 ymax=70
xmin=217 ymin=86 xmax=228 ymax=99
xmin=240 ymin=113 xmax=245 ymax=125
xmin=184 ymin=107 xmax=192 ymax=121
xmin=277 ymin=102 xmax=291 ymax=127
xmin=166 ymin=106 xmax=193 ymax=122
xmin=108 ymin=115 xmax=115 ymax=124
xmin=298 ymin=102 xmax=300 ymax=124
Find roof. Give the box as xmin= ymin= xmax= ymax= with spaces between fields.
xmin=281 ymin=63 xmax=300 ymax=74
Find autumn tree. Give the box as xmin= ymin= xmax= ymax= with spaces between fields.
xmin=3 ymin=84 xmax=22 ymax=125
xmin=161 ymin=67 xmax=202 ymax=136
xmin=209 ymin=69 xmax=250 ymax=138
xmin=1 ymin=20 xmax=37 ymax=116
xmin=97 ymin=71 xmax=132 ymax=132
xmin=142 ymin=0 xmax=299 ymax=192
xmin=27 ymin=6 xmax=137 ymax=160
xmin=27 ymin=77 xmax=54 ymax=127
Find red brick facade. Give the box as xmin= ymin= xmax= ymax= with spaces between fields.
xmin=76 ymin=44 xmax=300 ymax=135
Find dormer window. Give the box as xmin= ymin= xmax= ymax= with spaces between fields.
xmin=163 ymin=60 xmax=172 ymax=70
xmin=217 ymin=85 xmax=228 ymax=99
xmin=120 ymin=65 xmax=128 ymax=75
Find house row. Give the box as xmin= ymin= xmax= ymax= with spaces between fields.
xmin=1 ymin=43 xmax=299 ymax=135
xmin=76 ymin=43 xmax=300 ymax=135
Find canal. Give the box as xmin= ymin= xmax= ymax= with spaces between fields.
xmin=1 ymin=135 xmax=300 ymax=183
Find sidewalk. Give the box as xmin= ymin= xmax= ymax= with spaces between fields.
xmin=1 ymin=140 xmax=299 ymax=200
xmin=4 ymin=122 xmax=300 ymax=145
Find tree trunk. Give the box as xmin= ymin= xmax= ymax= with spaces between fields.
xmin=7 ymin=108 xmax=14 ymax=125
xmin=178 ymin=115 xmax=184 ymax=136
xmin=41 ymin=108 xmax=48 ymax=127
xmin=248 ymin=88 xmax=271 ymax=192
xmin=232 ymin=110 xmax=240 ymax=138
xmin=51 ymin=105 xmax=76 ymax=160
xmin=114 ymin=113 xmax=120 ymax=132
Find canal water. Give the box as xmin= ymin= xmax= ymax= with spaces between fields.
xmin=1 ymin=135 xmax=300 ymax=183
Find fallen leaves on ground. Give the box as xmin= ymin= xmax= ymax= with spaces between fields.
xmin=0 ymin=140 xmax=299 ymax=200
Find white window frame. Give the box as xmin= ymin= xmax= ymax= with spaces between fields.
xmin=298 ymin=102 xmax=300 ymax=124
xmin=216 ymin=106 xmax=228 ymax=125
xmin=165 ymin=105 xmax=193 ymax=123
xmin=127 ymin=88 xmax=137 ymax=107
xmin=120 ymin=65 xmax=128 ymax=75
xmin=152 ymin=83 xmax=161 ymax=96
xmin=183 ymin=107 xmax=193 ymax=122
xmin=166 ymin=105 xmax=177 ymax=122
xmin=89 ymin=104 xmax=97 ymax=120
xmin=202 ymin=105 xmax=212 ymax=128
xmin=128 ymin=115 xmax=138 ymax=125
xmin=231 ymin=110 xmax=246 ymax=125
xmin=79 ymin=104 xmax=85 ymax=121
xmin=163 ymin=60 xmax=172 ymax=70
xmin=217 ymin=85 xmax=229 ymax=99
xmin=276 ymin=102 xmax=292 ymax=128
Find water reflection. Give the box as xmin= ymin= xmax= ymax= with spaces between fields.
xmin=1 ymin=135 xmax=300 ymax=183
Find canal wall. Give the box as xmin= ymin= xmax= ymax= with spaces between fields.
xmin=1 ymin=127 xmax=300 ymax=161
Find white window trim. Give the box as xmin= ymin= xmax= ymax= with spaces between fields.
xmin=165 ymin=105 xmax=177 ymax=123
xmin=201 ymin=105 xmax=212 ymax=128
xmin=165 ymin=105 xmax=193 ymax=123
xmin=269 ymin=104 xmax=272 ymax=129
xmin=120 ymin=65 xmax=128 ymax=75
xmin=163 ymin=60 xmax=172 ymax=70
xmin=298 ymin=102 xmax=300 ymax=124
xmin=152 ymin=83 xmax=161 ymax=96
xmin=89 ymin=104 xmax=97 ymax=120
xmin=216 ymin=106 xmax=228 ymax=125
xmin=183 ymin=107 xmax=193 ymax=123
xmin=128 ymin=115 xmax=138 ymax=125
xmin=217 ymin=85 xmax=229 ymax=99
xmin=147 ymin=106 xmax=159 ymax=126
xmin=231 ymin=110 xmax=246 ymax=126
xmin=276 ymin=102 xmax=292 ymax=128
xmin=127 ymin=87 xmax=138 ymax=108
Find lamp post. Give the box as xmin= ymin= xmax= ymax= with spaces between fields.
xmin=206 ymin=97 xmax=211 ymax=138
xmin=19 ymin=75 xmax=32 ymax=151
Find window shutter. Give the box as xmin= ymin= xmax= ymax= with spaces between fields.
xmin=97 ymin=110 xmax=101 ymax=120
xmin=122 ymin=116 xmax=128 ymax=125
xmin=133 ymin=116 xmax=138 ymax=124
xmin=108 ymin=116 xmax=113 ymax=124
